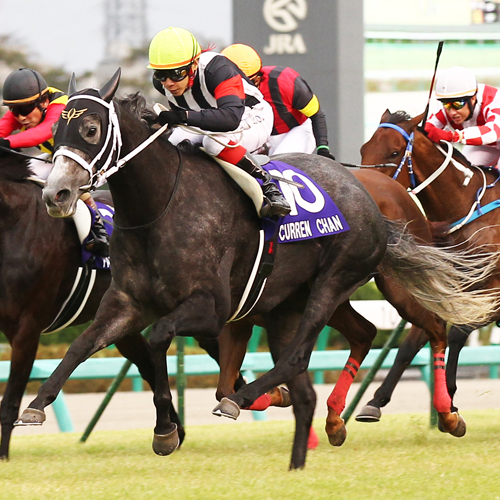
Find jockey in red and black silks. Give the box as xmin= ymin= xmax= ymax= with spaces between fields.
xmin=221 ymin=44 xmax=335 ymax=160
xmin=0 ymin=70 xmax=67 ymax=156
xmin=0 ymin=68 xmax=110 ymax=256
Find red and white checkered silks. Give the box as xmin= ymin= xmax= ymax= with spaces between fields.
xmin=428 ymin=84 xmax=500 ymax=167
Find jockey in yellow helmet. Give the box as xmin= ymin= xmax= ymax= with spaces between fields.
xmin=148 ymin=27 xmax=290 ymax=218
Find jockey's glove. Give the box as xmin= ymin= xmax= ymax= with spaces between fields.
xmin=316 ymin=145 xmax=335 ymax=161
xmin=0 ymin=138 xmax=11 ymax=156
xmin=424 ymin=123 xmax=461 ymax=144
xmin=158 ymin=109 xmax=187 ymax=127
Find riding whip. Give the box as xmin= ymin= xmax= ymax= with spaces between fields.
xmin=421 ymin=41 xmax=444 ymax=129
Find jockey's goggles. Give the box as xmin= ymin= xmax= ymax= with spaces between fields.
xmin=154 ymin=65 xmax=191 ymax=83
xmin=441 ymin=98 xmax=468 ymax=111
xmin=10 ymin=101 xmax=38 ymax=117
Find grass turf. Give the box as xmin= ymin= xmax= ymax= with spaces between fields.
xmin=2 ymin=410 xmax=500 ymax=500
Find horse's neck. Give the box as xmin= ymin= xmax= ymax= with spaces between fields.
xmin=107 ymin=123 xmax=179 ymax=227
xmin=411 ymin=142 xmax=474 ymax=222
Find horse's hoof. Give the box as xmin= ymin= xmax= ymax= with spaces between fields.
xmin=326 ymin=422 xmax=347 ymax=447
xmin=276 ymin=387 xmax=292 ymax=408
xmin=450 ymin=413 xmax=466 ymax=438
xmin=355 ymin=404 xmax=381 ymax=423
xmin=13 ymin=408 xmax=46 ymax=426
xmin=212 ymin=397 xmax=241 ymax=420
xmin=152 ymin=425 xmax=179 ymax=456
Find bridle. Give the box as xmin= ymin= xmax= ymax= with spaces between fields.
xmin=376 ymin=122 xmax=497 ymax=234
xmin=53 ymin=93 xmax=169 ymax=192
xmin=377 ymin=122 xmax=474 ymax=195
xmin=52 ymin=92 xmax=180 ymax=230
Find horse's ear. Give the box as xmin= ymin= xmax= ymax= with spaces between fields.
xmin=68 ymin=73 xmax=78 ymax=96
xmin=413 ymin=111 xmax=427 ymax=128
xmin=99 ymin=68 xmax=121 ymax=103
xmin=380 ymin=109 xmax=391 ymax=123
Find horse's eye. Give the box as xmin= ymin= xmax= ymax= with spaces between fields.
xmin=390 ymin=151 xmax=399 ymax=158
xmin=88 ymin=126 xmax=97 ymax=137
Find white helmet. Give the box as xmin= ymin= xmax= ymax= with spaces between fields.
xmin=435 ymin=66 xmax=477 ymax=99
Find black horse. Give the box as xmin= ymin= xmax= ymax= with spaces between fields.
xmin=0 ymin=154 xmax=202 ymax=460
xmin=16 ymin=72 xmax=499 ymax=469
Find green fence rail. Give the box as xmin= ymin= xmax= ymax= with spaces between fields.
xmin=4 ymin=340 xmax=499 ymax=435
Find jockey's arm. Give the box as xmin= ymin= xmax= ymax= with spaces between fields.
xmin=185 ymin=58 xmax=246 ymax=132
xmin=4 ymin=103 xmax=65 ymax=149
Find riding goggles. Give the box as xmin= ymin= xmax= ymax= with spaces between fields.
xmin=153 ymin=65 xmax=191 ymax=83
xmin=10 ymin=102 xmax=38 ymax=117
xmin=441 ymin=99 xmax=468 ymax=111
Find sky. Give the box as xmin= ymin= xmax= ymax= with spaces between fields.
xmin=0 ymin=0 xmax=233 ymax=73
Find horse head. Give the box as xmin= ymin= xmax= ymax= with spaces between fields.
xmin=43 ymin=69 xmax=121 ymax=217
xmin=361 ymin=110 xmax=424 ymax=169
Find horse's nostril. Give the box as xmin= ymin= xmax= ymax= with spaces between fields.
xmin=54 ymin=189 xmax=71 ymax=203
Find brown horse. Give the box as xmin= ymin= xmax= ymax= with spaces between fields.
xmin=215 ymin=168 xmax=458 ymax=442
xmin=358 ymin=109 xmax=500 ymax=433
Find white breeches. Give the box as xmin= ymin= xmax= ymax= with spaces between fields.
xmin=28 ymin=153 xmax=53 ymax=180
xmin=168 ymin=101 xmax=273 ymax=156
xmin=461 ymin=144 xmax=500 ymax=168
xmin=267 ymin=119 xmax=316 ymax=156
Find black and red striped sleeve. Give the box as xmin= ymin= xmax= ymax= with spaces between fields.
xmin=186 ymin=56 xmax=246 ymax=132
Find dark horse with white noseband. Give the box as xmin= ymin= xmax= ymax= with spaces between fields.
xmin=16 ymin=72 xmax=500 ymax=469
xmin=0 ymin=154 xmax=178 ymax=460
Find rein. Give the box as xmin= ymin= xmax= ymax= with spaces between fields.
xmin=376 ymin=122 xmax=500 ymax=234
xmin=112 ymin=146 xmax=183 ymax=231
xmin=0 ymin=145 xmax=52 ymax=163
xmin=54 ymin=92 xmax=182 ymax=230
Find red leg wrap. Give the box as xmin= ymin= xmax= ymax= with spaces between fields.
xmin=246 ymin=393 xmax=272 ymax=411
xmin=308 ymin=426 xmax=319 ymax=449
xmin=327 ymin=357 xmax=360 ymax=415
xmin=433 ymin=353 xmax=452 ymax=413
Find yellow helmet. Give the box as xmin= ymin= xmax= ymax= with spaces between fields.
xmin=221 ymin=44 xmax=262 ymax=78
xmin=148 ymin=27 xmax=201 ymax=70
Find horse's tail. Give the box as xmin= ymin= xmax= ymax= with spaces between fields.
xmin=379 ymin=219 xmax=500 ymax=326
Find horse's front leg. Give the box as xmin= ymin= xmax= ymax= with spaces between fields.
xmin=0 ymin=321 xmax=40 ymax=459
xmin=324 ymin=301 xmax=377 ymax=447
xmin=356 ymin=325 xmax=429 ymax=422
xmin=430 ymin=336 xmax=466 ymax=438
xmin=15 ymin=286 xmax=145 ymax=426
xmin=150 ymin=290 xmax=225 ymax=456
xmin=436 ymin=324 xmax=476 ymax=437
xmin=446 ymin=324 xmax=475 ymax=411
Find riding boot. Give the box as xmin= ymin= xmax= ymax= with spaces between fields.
xmin=235 ymin=153 xmax=291 ymax=218
xmin=81 ymin=194 xmax=110 ymax=257
xmin=85 ymin=211 xmax=110 ymax=257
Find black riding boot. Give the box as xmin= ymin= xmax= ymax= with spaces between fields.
xmin=85 ymin=211 xmax=110 ymax=257
xmin=235 ymin=153 xmax=291 ymax=218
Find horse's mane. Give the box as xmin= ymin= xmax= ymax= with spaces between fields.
xmin=386 ymin=110 xmax=413 ymax=124
xmin=0 ymin=154 xmax=33 ymax=182
xmin=114 ymin=92 xmax=206 ymax=157
xmin=115 ymin=92 xmax=155 ymax=128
